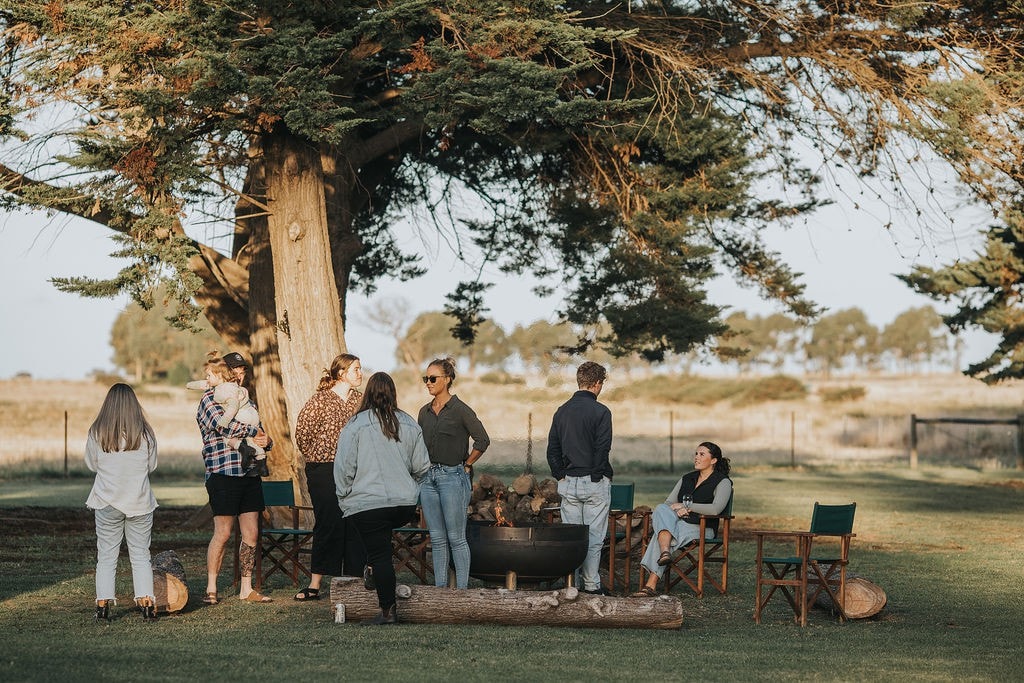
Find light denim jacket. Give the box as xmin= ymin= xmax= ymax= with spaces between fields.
xmin=334 ymin=409 xmax=430 ymax=517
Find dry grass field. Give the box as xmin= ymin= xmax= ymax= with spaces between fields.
xmin=2 ymin=372 xmax=1022 ymax=474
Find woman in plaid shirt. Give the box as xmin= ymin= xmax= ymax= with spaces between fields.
xmin=197 ymin=352 xmax=272 ymax=604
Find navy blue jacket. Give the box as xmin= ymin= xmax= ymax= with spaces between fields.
xmin=546 ymin=390 xmax=613 ymax=481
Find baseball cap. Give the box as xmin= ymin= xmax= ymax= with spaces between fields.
xmin=222 ymin=352 xmax=249 ymax=369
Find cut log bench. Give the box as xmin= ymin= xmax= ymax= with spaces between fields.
xmin=329 ymin=577 xmax=683 ymax=629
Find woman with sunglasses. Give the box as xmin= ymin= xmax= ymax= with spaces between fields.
xmin=417 ymin=357 xmax=490 ymax=589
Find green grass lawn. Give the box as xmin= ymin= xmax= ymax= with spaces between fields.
xmin=0 ymin=466 xmax=1021 ymax=682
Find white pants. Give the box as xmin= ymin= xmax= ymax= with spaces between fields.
xmin=558 ymin=476 xmax=611 ymax=591
xmin=94 ymin=505 xmax=154 ymax=603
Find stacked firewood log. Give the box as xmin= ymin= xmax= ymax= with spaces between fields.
xmin=470 ymin=473 xmax=559 ymax=525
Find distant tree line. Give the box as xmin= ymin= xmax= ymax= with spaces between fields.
xmin=111 ymin=300 xmax=953 ymax=383
xmin=369 ymin=303 xmax=954 ymax=378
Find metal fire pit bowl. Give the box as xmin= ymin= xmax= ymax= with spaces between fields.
xmin=467 ymin=520 xmax=589 ymax=589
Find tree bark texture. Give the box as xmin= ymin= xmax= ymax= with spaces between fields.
xmin=244 ymin=163 xmax=300 ymax=487
xmin=329 ymin=578 xmax=683 ymax=630
xmin=262 ymin=131 xmax=346 ymax=433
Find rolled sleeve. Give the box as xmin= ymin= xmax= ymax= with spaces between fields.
xmin=462 ymin=405 xmax=490 ymax=454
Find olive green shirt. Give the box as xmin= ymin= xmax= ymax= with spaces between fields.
xmin=417 ymin=394 xmax=490 ymax=466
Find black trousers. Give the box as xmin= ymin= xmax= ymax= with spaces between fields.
xmin=348 ymin=505 xmax=418 ymax=610
xmin=305 ymin=462 xmax=366 ymax=577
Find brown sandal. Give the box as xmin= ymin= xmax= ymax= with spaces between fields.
xmin=630 ymin=586 xmax=658 ymax=598
xmin=202 ymin=592 xmax=219 ymax=605
xmin=657 ymin=551 xmax=672 ymax=566
xmin=242 ymin=591 xmax=273 ymax=603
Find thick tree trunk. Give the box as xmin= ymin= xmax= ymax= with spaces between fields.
xmin=329 ymin=578 xmax=683 ymax=629
xmin=263 ymin=131 xmax=346 ymax=432
xmin=248 ymin=200 xmax=300 ymax=484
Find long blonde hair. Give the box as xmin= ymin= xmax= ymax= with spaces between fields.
xmin=88 ymin=383 xmax=156 ymax=453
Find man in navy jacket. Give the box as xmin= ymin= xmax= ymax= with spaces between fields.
xmin=546 ymin=361 xmax=613 ymax=595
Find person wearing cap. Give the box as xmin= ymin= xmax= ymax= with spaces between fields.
xmin=222 ymin=351 xmax=258 ymax=399
xmin=195 ymin=351 xmax=273 ymax=604
xmin=186 ymin=355 xmax=268 ymax=477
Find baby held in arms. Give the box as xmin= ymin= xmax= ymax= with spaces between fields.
xmin=187 ymin=359 xmax=268 ymax=477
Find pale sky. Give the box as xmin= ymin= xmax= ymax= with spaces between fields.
xmin=0 ymin=168 xmax=998 ymax=380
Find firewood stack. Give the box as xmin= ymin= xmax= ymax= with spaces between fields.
xmin=470 ymin=473 xmax=559 ymax=525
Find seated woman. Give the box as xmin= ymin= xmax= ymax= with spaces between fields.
xmin=631 ymin=441 xmax=732 ymax=597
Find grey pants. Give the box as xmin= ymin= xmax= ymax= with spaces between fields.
xmin=94 ymin=505 xmax=154 ymax=603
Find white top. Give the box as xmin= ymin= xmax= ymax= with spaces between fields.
xmin=84 ymin=434 xmax=159 ymax=516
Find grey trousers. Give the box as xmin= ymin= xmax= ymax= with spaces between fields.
xmin=94 ymin=505 xmax=154 ymax=603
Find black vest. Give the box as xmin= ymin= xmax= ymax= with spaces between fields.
xmin=676 ymin=470 xmax=729 ymax=534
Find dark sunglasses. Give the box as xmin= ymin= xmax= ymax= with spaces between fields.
xmin=422 ymin=375 xmax=444 ymax=384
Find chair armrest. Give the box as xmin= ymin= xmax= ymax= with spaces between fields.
xmin=751 ymin=530 xmax=813 ymax=538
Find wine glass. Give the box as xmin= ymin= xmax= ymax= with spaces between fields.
xmin=681 ymin=494 xmax=693 ymax=512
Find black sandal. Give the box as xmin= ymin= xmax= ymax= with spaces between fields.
xmin=293 ymin=587 xmax=320 ymax=601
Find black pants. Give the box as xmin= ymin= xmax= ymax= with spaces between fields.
xmin=305 ymin=462 xmax=366 ymax=577
xmin=348 ymin=505 xmax=418 ymax=610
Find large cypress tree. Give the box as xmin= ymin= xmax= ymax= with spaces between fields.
xmin=1 ymin=1 xmax=1021 ymax=472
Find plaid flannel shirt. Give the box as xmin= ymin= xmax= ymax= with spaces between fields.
xmin=197 ymin=389 xmax=260 ymax=478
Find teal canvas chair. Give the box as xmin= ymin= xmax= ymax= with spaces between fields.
xmin=253 ymin=480 xmax=314 ymax=590
xmin=605 ymin=482 xmax=638 ymax=593
xmin=754 ymin=501 xmax=857 ymax=626
xmin=392 ymin=504 xmax=432 ymax=584
xmin=663 ymin=489 xmax=735 ymax=597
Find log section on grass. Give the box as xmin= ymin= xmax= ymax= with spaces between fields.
xmin=814 ymin=576 xmax=887 ymax=619
xmin=153 ymin=550 xmax=189 ymax=613
xmin=329 ymin=577 xmax=682 ymax=629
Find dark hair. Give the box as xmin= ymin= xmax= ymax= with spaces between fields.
xmin=426 ymin=356 xmax=456 ymax=386
xmin=699 ymin=441 xmax=730 ymax=476
xmin=576 ymin=361 xmax=607 ymax=389
xmin=358 ymin=372 xmax=401 ymax=441
xmin=317 ymin=353 xmax=359 ymax=391
xmin=221 ymin=350 xmax=256 ymax=401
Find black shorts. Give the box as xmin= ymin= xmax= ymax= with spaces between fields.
xmin=205 ymin=473 xmax=265 ymax=517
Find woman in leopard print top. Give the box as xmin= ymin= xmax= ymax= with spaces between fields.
xmin=292 ymin=353 xmax=366 ymax=601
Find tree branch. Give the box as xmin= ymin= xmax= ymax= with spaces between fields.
xmin=349 ymin=119 xmax=425 ymax=170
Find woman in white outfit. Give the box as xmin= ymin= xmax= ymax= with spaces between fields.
xmin=85 ymin=383 xmax=159 ymax=621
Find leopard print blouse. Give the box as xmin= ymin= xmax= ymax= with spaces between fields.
xmin=294 ymin=387 xmax=363 ymax=463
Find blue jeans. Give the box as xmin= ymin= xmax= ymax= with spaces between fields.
xmin=419 ymin=464 xmax=472 ymax=588
xmin=94 ymin=505 xmax=154 ymax=603
xmin=558 ymin=476 xmax=611 ymax=591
